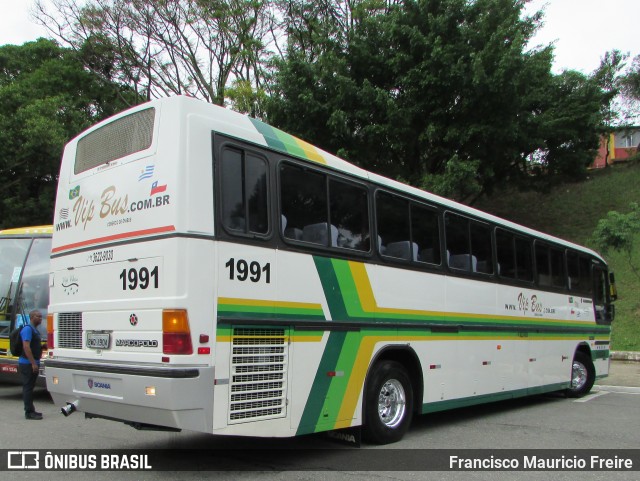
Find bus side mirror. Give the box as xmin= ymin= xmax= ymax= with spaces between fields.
xmin=609 ymin=272 xmax=618 ymax=301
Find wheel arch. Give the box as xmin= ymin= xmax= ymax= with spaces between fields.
xmin=364 ymin=345 xmax=424 ymax=416
xmin=574 ymin=342 xmax=593 ymax=360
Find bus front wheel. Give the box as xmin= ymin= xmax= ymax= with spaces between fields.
xmin=362 ymin=360 xmax=413 ymax=444
xmin=566 ymin=351 xmax=595 ymax=398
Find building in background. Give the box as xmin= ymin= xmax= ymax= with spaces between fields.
xmin=592 ymin=127 xmax=640 ymax=168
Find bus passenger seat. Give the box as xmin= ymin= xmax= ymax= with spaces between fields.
xmin=449 ymin=254 xmax=477 ymax=271
xmin=385 ymin=241 xmax=418 ymax=261
xmin=302 ymin=223 xmax=338 ymax=246
xmin=284 ymin=227 xmax=303 ymax=240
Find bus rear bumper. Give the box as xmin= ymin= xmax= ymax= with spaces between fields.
xmin=46 ymin=360 xmax=214 ymax=433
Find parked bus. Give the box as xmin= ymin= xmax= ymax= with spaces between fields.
xmin=0 ymin=225 xmax=52 ymax=384
xmin=46 ymin=96 xmax=615 ymax=444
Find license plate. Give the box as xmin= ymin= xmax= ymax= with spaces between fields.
xmin=86 ymin=332 xmax=110 ymax=349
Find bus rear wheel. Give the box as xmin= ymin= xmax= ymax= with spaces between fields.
xmin=363 ymin=360 xmax=413 ymax=444
xmin=566 ymin=351 xmax=595 ymax=398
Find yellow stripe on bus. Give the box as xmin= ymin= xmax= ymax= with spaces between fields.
xmin=218 ymin=297 xmax=323 ymax=311
xmin=347 ymin=261 xmax=596 ymax=327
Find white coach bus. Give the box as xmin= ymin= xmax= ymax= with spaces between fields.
xmin=46 ymin=96 xmax=615 ymax=444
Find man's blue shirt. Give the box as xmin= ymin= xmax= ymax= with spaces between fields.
xmin=18 ymin=325 xmax=41 ymax=366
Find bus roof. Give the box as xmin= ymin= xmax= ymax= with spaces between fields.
xmin=0 ymin=225 xmax=53 ymax=236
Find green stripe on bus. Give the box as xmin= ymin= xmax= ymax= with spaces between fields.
xmin=249 ymin=117 xmax=287 ymax=153
xmin=296 ymin=331 xmax=348 ymax=435
xmin=422 ymin=382 xmax=569 ymax=414
xmin=218 ymin=304 xmax=325 ymax=320
xmin=312 ymin=256 xmax=610 ymax=333
xmin=313 ymin=256 xmax=351 ymax=320
xmin=317 ymin=331 xmax=363 ymax=430
xmin=250 ymin=117 xmax=311 ymax=160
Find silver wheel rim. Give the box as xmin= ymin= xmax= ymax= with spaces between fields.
xmin=377 ymin=378 xmax=406 ymax=428
xmin=571 ymin=361 xmax=588 ymax=390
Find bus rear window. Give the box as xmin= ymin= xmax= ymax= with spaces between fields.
xmin=75 ymin=108 xmax=155 ymax=174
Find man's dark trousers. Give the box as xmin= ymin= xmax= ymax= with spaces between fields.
xmin=19 ymin=364 xmax=39 ymax=414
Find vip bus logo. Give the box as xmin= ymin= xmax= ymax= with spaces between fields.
xmin=7 ymin=451 xmax=40 ymax=470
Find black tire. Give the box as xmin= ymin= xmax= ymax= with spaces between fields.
xmin=362 ymin=360 xmax=413 ymax=444
xmin=566 ymin=351 xmax=595 ymax=398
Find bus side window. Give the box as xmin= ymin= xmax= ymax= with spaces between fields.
xmin=412 ymin=204 xmax=441 ymax=265
xmin=536 ymin=244 xmax=551 ymax=287
xmin=496 ymin=230 xmax=515 ymax=279
xmin=567 ymin=250 xmax=590 ymax=292
xmin=515 ymin=237 xmax=533 ymax=282
xmin=280 ymin=164 xmax=328 ymax=246
xmin=221 ymin=148 xmax=269 ymax=236
xmin=377 ymin=192 xmax=410 ymax=259
xmin=470 ymin=222 xmax=493 ymax=274
xmin=329 ymin=179 xmax=370 ymax=251
xmin=550 ymin=247 xmax=565 ymax=288
xmin=446 ymin=213 xmax=473 ymax=272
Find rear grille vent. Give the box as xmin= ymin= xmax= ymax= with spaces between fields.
xmin=57 ymin=312 xmax=83 ymax=349
xmin=75 ymin=107 xmax=155 ymax=174
xmin=228 ymin=327 xmax=288 ymax=423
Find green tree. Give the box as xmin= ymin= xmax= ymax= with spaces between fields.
xmin=533 ymin=70 xmax=606 ymax=179
xmin=619 ymin=54 xmax=640 ymax=123
xmin=623 ymin=55 xmax=640 ymax=97
xmin=267 ymin=0 xmax=608 ymax=201
xmin=0 ymin=38 xmax=136 ymax=228
xmin=591 ymin=202 xmax=640 ymax=282
xmin=36 ymin=0 xmax=274 ymax=105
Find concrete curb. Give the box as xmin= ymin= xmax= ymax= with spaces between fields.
xmin=610 ymin=351 xmax=640 ymax=361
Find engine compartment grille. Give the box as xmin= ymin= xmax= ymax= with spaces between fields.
xmin=228 ymin=327 xmax=288 ymax=423
xmin=57 ymin=312 xmax=83 ymax=349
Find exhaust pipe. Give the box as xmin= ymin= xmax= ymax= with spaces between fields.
xmin=61 ymin=401 xmax=79 ymax=417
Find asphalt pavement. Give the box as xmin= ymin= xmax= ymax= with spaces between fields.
xmin=596 ymin=359 xmax=640 ymax=391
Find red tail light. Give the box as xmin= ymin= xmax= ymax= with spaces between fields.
xmin=162 ymin=310 xmax=192 ymax=355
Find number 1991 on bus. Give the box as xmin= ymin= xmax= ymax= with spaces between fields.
xmin=120 ymin=266 xmax=159 ymax=291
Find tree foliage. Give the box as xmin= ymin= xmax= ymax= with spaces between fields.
xmin=591 ymin=202 xmax=640 ymax=281
xmin=267 ymin=0 xmax=608 ymax=201
xmin=29 ymin=0 xmax=623 ymax=205
xmin=622 ymin=55 xmax=640 ymax=99
xmin=35 ymin=0 xmax=275 ymax=105
xmin=0 ymin=39 xmax=135 ymax=228
xmin=619 ymin=54 xmax=640 ymax=121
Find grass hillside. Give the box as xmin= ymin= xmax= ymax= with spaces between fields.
xmin=476 ymin=162 xmax=640 ymax=351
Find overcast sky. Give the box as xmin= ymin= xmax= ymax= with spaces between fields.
xmin=1 ymin=0 xmax=639 ymax=75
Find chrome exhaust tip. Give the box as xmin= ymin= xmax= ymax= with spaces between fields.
xmin=61 ymin=401 xmax=79 ymax=417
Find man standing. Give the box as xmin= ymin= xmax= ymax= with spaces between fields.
xmin=19 ymin=310 xmax=43 ymax=420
